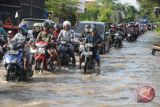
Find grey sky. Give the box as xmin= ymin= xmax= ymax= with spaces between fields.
xmin=119 ymin=0 xmax=139 ymax=9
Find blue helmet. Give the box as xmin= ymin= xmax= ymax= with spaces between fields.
xmin=18 ymin=23 xmax=28 ymax=33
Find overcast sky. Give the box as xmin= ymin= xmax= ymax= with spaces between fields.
xmin=119 ymin=0 xmax=139 ymax=9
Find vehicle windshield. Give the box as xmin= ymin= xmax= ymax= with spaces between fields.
xmin=21 ymin=20 xmax=44 ymax=30
xmin=75 ymin=23 xmax=105 ymax=35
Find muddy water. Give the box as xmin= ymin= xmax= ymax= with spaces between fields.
xmin=0 ymin=31 xmax=160 ymax=107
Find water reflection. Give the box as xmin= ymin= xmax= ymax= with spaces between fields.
xmin=0 ymin=32 xmax=160 ymax=107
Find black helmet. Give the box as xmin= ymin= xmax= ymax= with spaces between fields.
xmin=90 ymin=26 xmax=97 ymax=32
xmin=85 ymin=24 xmax=90 ymax=28
xmin=54 ymin=24 xmax=60 ymax=29
xmin=50 ymin=22 xmax=54 ymax=28
xmin=42 ymin=21 xmax=51 ymax=28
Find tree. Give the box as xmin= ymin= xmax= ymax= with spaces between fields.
xmin=124 ymin=4 xmax=138 ymax=22
xmin=138 ymin=0 xmax=160 ymax=21
xmin=45 ymin=0 xmax=78 ymax=24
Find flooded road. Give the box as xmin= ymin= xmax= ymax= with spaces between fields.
xmin=0 ymin=31 xmax=160 ymax=107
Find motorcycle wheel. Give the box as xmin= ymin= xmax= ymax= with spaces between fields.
xmin=118 ymin=40 xmax=122 ymax=48
xmin=40 ymin=61 xmax=44 ymax=73
xmin=114 ymin=41 xmax=118 ymax=48
xmin=84 ymin=57 xmax=93 ymax=73
xmin=35 ymin=60 xmax=43 ymax=73
xmin=47 ymin=58 xmax=54 ymax=72
xmin=152 ymin=49 xmax=156 ymax=56
xmin=6 ymin=70 xmax=10 ymax=81
xmin=6 ymin=69 xmax=18 ymax=81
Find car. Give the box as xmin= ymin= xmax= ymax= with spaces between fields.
xmin=20 ymin=18 xmax=54 ymax=30
xmin=74 ymin=21 xmax=109 ymax=54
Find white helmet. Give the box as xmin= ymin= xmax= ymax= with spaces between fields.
xmin=63 ymin=21 xmax=71 ymax=28
xmin=33 ymin=23 xmax=42 ymax=27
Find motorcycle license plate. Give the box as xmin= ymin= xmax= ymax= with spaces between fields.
xmin=84 ymin=51 xmax=92 ymax=55
xmin=38 ymin=48 xmax=45 ymax=53
xmin=85 ymin=43 xmax=93 ymax=47
xmin=8 ymin=50 xmax=19 ymax=54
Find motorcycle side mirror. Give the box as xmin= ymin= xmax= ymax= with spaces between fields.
xmin=71 ymin=39 xmax=74 ymax=42
xmin=105 ymin=32 xmax=110 ymax=36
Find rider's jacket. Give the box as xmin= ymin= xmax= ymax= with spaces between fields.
xmin=85 ymin=33 xmax=102 ymax=54
xmin=57 ymin=29 xmax=74 ymax=42
xmin=33 ymin=31 xmax=40 ymax=39
xmin=11 ymin=32 xmax=33 ymax=55
xmin=53 ymin=30 xmax=60 ymax=40
xmin=85 ymin=33 xmax=102 ymax=44
xmin=12 ymin=32 xmax=33 ymax=44
xmin=38 ymin=31 xmax=52 ymax=43
xmin=81 ymin=32 xmax=91 ymax=39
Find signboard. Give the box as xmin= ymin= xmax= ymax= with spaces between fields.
xmin=77 ymin=0 xmax=85 ymax=13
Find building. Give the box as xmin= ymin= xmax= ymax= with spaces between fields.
xmin=0 ymin=0 xmax=45 ymax=24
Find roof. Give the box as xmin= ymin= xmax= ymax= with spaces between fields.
xmin=0 ymin=4 xmax=20 ymax=8
xmin=22 ymin=18 xmax=46 ymax=21
xmin=79 ymin=21 xmax=106 ymax=24
xmin=21 ymin=18 xmax=54 ymax=23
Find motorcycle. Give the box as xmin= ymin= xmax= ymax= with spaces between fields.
xmin=139 ymin=26 xmax=145 ymax=35
xmin=59 ymin=41 xmax=74 ymax=66
xmin=114 ymin=33 xmax=122 ymax=48
xmin=33 ymin=41 xmax=52 ymax=73
xmin=3 ymin=41 xmax=33 ymax=81
xmin=133 ymin=29 xmax=139 ymax=40
xmin=126 ymin=30 xmax=135 ymax=42
xmin=83 ymin=43 xmax=94 ymax=73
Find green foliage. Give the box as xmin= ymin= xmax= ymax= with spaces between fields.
xmin=138 ymin=0 xmax=160 ymax=21
xmin=124 ymin=4 xmax=138 ymax=22
xmin=45 ymin=0 xmax=78 ymax=25
xmin=99 ymin=8 xmax=112 ymax=22
xmin=45 ymin=0 xmax=139 ymax=24
xmin=79 ymin=0 xmax=138 ymax=23
xmin=79 ymin=3 xmax=99 ymax=21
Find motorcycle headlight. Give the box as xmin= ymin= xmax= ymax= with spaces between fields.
xmin=128 ymin=34 xmax=131 ymax=37
xmin=79 ymin=45 xmax=85 ymax=52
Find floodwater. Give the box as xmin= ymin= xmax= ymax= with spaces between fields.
xmin=0 ymin=31 xmax=160 ymax=107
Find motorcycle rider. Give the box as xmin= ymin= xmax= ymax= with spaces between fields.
xmin=57 ymin=21 xmax=76 ymax=66
xmin=10 ymin=23 xmax=33 ymax=79
xmin=79 ymin=26 xmax=102 ymax=69
xmin=7 ymin=30 xmax=14 ymax=42
xmin=117 ymin=24 xmax=124 ymax=39
xmin=52 ymin=24 xmax=61 ymax=50
xmin=109 ymin=24 xmax=117 ymax=44
xmin=114 ymin=24 xmax=123 ymax=47
xmin=36 ymin=21 xmax=61 ymax=67
xmin=32 ymin=23 xmax=42 ymax=40
xmin=78 ymin=24 xmax=91 ymax=68
xmin=53 ymin=24 xmax=61 ymax=40
xmin=80 ymin=24 xmax=91 ymax=40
